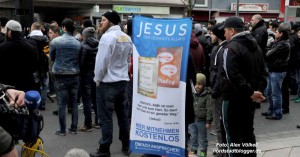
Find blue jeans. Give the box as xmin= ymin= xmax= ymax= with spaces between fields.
xmin=265 ymin=72 xmax=286 ymax=119
xmin=55 ymin=75 xmax=79 ymax=132
xmin=96 ymin=81 xmax=130 ymax=148
xmin=189 ymin=121 xmax=208 ymax=152
xmin=81 ymin=72 xmax=94 ymax=127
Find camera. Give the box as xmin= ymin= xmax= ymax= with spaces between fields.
xmin=0 ymin=90 xmax=43 ymax=143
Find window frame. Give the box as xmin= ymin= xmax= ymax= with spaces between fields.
xmin=194 ymin=0 xmax=208 ymax=7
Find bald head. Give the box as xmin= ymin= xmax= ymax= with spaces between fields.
xmin=253 ymin=14 xmax=263 ymax=21
xmin=251 ymin=14 xmax=263 ymax=28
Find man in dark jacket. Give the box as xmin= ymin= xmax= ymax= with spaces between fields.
xmin=220 ymin=16 xmax=267 ymax=157
xmin=262 ymin=23 xmax=291 ymax=120
xmin=251 ymin=14 xmax=268 ymax=54
xmin=27 ymin=22 xmax=49 ymax=110
xmin=78 ymin=27 xmax=99 ymax=132
xmin=292 ymin=28 xmax=300 ymax=104
xmin=0 ymin=20 xmax=39 ymax=92
xmin=250 ymin=14 xmax=268 ymax=109
xmin=209 ymin=23 xmax=227 ymax=157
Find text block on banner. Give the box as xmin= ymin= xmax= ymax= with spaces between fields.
xmin=130 ymin=16 xmax=192 ymax=157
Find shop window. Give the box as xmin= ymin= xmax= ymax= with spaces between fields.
xmin=297 ymin=8 xmax=300 ymax=17
xmin=195 ymin=0 xmax=208 ymax=7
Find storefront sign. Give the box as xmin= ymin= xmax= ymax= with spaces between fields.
xmin=290 ymin=0 xmax=300 ymax=6
xmin=130 ymin=16 xmax=192 ymax=157
xmin=113 ymin=5 xmax=170 ymax=15
xmin=231 ymin=3 xmax=269 ymax=12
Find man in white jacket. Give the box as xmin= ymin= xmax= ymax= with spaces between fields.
xmin=91 ymin=10 xmax=132 ymax=157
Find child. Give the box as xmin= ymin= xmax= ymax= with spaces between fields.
xmin=189 ymin=73 xmax=212 ymax=157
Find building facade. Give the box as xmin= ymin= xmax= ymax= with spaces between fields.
xmin=192 ymin=0 xmax=281 ymax=23
xmin=284 ymin=0 xmax=300 ymax=22
xmin=0 ymin=0 xmax=188 ymax=27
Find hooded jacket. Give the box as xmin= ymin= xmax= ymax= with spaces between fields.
xmin=223 ymin=31 xmax=267 ymax=100
xmin=80 ymin=37 xmax=99 ymax=75
xmin=210 ymin=41 xmax=227 ymax=98
xmin=189 ymin=32 xmax=205 ymax=73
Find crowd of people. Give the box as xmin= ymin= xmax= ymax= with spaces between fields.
xmin=0 ymin=9 xmax=299 ymax=157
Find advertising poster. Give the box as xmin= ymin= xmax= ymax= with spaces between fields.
xmin=130 ymin=16 xmax=192 ymax=157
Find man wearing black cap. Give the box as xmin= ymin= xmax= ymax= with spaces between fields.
xmin=91 ymin=10 xmax=132 ymax=157
xmin=209 ymin=23 xmax=227 ymax=157
xmin=219 ymin=16 xmax=267 ymax=157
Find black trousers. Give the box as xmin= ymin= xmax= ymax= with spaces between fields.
xmin=223 ymin=100 xmax=257 ymax=157
xmin=282 ymin=74 xmax=290 ymax=112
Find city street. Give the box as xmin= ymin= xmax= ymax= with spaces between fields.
xmin=16 ymin=95 xmax=300 ymax=157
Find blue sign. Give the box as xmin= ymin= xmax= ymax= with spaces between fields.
xmin=130 ymin=16 xmax=192 ymax=157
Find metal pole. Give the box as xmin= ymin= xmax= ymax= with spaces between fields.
xmin=284 ymin=0 xmax=290 ymax=22
xmin=208 ymin=0 xmax=212 ymax=21
xmin=236 ymin=0 xmax=239 ymax=16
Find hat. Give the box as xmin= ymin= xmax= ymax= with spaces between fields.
xmin=6 ymin=20 xmax=22 ymax=32
xmin=212 ymin=23 xmax=225 ymax=40
xmin=219 ymin=16 xmax=244 ymax=30
xmin=196 ymin=73 xmax=206 ymax=86
xmin=102 ymin=10 xmax=121 ymax=25
xmin=82 ymin=27 xmax=95 ymax=38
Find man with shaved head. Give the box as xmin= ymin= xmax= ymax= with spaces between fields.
xmin=251 ymin=14 xmax=268 ymax=55
xmin=250 ymin=14 xmax=268 ymax=109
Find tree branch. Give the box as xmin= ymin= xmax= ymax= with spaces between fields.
xmin=181 ymin=0 xmax=188 ymax=7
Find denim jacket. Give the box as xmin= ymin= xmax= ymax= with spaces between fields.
xmin=50 ymin=32 xmax=81 ymax=75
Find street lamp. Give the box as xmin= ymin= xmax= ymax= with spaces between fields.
xmin=236 ymin=0 xmax=239 ymax=16
xmin=284 ymin=0 xmax=290 ymax=22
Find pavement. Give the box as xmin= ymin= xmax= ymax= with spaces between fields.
xmin=14 ymin=94 xmax=300 ymax=157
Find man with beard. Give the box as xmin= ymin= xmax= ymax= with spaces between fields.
xmin=209 ymin=23 xmax=227 ymax=157
xmin=220 ymin=16 xmax=267 ymax=157
xmin=91 ymin=10 xmax=132 ymax=157
xmin=0 ymin=20 xmax=39 ymax=92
